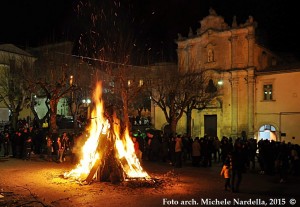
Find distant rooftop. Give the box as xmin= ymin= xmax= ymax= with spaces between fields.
xmin=0 ymin=44 xmax=33 ymax=57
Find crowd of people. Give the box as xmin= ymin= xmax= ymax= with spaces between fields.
xmin=1 ymin=120 xmax=299 ymax=193
xmin=132 ymin=130 xmax=300 ymax=192
xmin=0 ymin=120 xmax=78 ymax=163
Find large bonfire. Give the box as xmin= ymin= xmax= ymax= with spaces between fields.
xmin=64 ymin=82 xmax=149 ymax=183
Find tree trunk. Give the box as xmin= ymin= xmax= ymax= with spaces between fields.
xmin=11 ymin=111 xmax=20 ymax=130
xmin=49 ymin=99 xmax=58 ymax=133
xmin=170 ymin=118 xmax=178 ymax=137
xmin=121 ymin=88 xmax=130 ymax=130
xmin=186 ymin=109 xmax=192 ymax=137
xmin=71 ymin=102 xmax=80 ymax=130
xmin=30 ymin=103 xmax=42 ymax=129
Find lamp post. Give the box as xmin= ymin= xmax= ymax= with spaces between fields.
xmin=70 ymin=75 xmax=74 ymax=101
xmin=82 ymin=98 xmax=91 ymax=120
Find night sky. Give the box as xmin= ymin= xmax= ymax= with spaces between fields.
xmin=1 ymin=0 xmax=300 ymax=61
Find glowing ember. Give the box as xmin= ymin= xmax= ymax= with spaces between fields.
xmin=64 ymin=82 xmax=149 ymax=182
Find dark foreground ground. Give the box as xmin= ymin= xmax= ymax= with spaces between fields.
xmin=0 ymin=154 xmax=299 ymax=207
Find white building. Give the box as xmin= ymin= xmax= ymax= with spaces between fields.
xmin=0 ymin=44 xmax=36 ymax=126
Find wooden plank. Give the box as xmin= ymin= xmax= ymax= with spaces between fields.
xmin=84 ymin=158 xmax=101 ymax=183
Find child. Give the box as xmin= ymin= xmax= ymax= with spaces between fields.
xmin=220 ymin=157 xmax=232 ymax=191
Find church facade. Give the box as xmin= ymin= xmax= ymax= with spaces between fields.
xmin=159 ymin=8 xmax=300 ymax=144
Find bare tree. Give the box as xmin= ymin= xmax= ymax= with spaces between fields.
xmin=28 ymin=42 xmax=79 ymax=133
xmin=184 ymin=77 xmax=218 ymax=137
xmin=0 ymin=52 xmax=35 ymax=130
xmin=146 ymin=65 xmax=218 ymax=137
xmin=177 ymin=57 xmax=219 ymax=137
xmin=68 ymin=0 xmax=154 ymax=182
xmin=74 ymin=0 xmax=148 ymax=133
xmin=66 ymin=60 xmax=95 ymax=130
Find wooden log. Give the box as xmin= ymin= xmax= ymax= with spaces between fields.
xmin=98 ymin=147 xmax=124 ymax=182
xmin=84 ymin=158 xmax=101 ymax=184
xmin=97 ymin=132 xmax=125 ymax=182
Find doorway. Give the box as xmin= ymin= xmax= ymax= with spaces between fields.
xmin=258 ymin=124 xmax=277 ymax=141
xmin=204 ymin=115 xmax=217 ymax=137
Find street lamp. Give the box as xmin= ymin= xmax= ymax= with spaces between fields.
xmin=82 ymin=98 xmax=91 ymax=120
xmin=217 ymin=80 xmax=224 ymax=86
xmin=70 ymin=75 xmax=74 ymax=86
xmin=82 ymin=98 xmax=91 ymax=104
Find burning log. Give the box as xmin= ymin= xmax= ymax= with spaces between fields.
xmin=84 ymin=158 xmax=101 ymax=184
xmin=83 ymin=129 xmax=124 ymax=183
xmin=97 ymin=146 xmax=124 ymax=183
xmin=98 ymin=148 xmax=124 ymax=183
xmin=83 ymin=132 xmax=108 ymax=183
xmin=118 ymin=157 xmax=144 ymax=180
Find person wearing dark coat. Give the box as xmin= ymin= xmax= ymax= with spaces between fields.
xmin=3 ymin=132 xmax=10 ymax=157
xmin=231 ymin=139 xmax=247 ymax=193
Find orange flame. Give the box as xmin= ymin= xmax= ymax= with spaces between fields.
xmin=113 ymin=117 xmax=149 ymax=179
xmin=64 ymin=81 xmax=149 ymax=181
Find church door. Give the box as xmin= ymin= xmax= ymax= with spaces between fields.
xmin=204 ymin=115 xmax=217 ymax=137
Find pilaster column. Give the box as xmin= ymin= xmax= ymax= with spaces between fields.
xmin=186 ymin=44 xmax=194 ymax=71
xmin=246 ymin=27 xmax=255 ymax=67
xmin=229 ymin=34 xmax=238 ymax=68
xmin=247 ymin=68 xmax=255 ymax=138
xmin=230 ymin=71 xmax=239 ymax=138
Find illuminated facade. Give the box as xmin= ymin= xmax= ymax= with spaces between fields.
xmin=0 ymin=42 xmax=96 ymax=129
xmin=0 ymin=44 xmax=36 ymax=124
xmin=164 ymin=8 xmax=300 ymax=144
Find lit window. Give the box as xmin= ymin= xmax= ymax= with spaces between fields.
xmin=263 ymin=84 xmax=273 ymax=100
xmin=139 ymin=79 xmax=144 ymax=87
